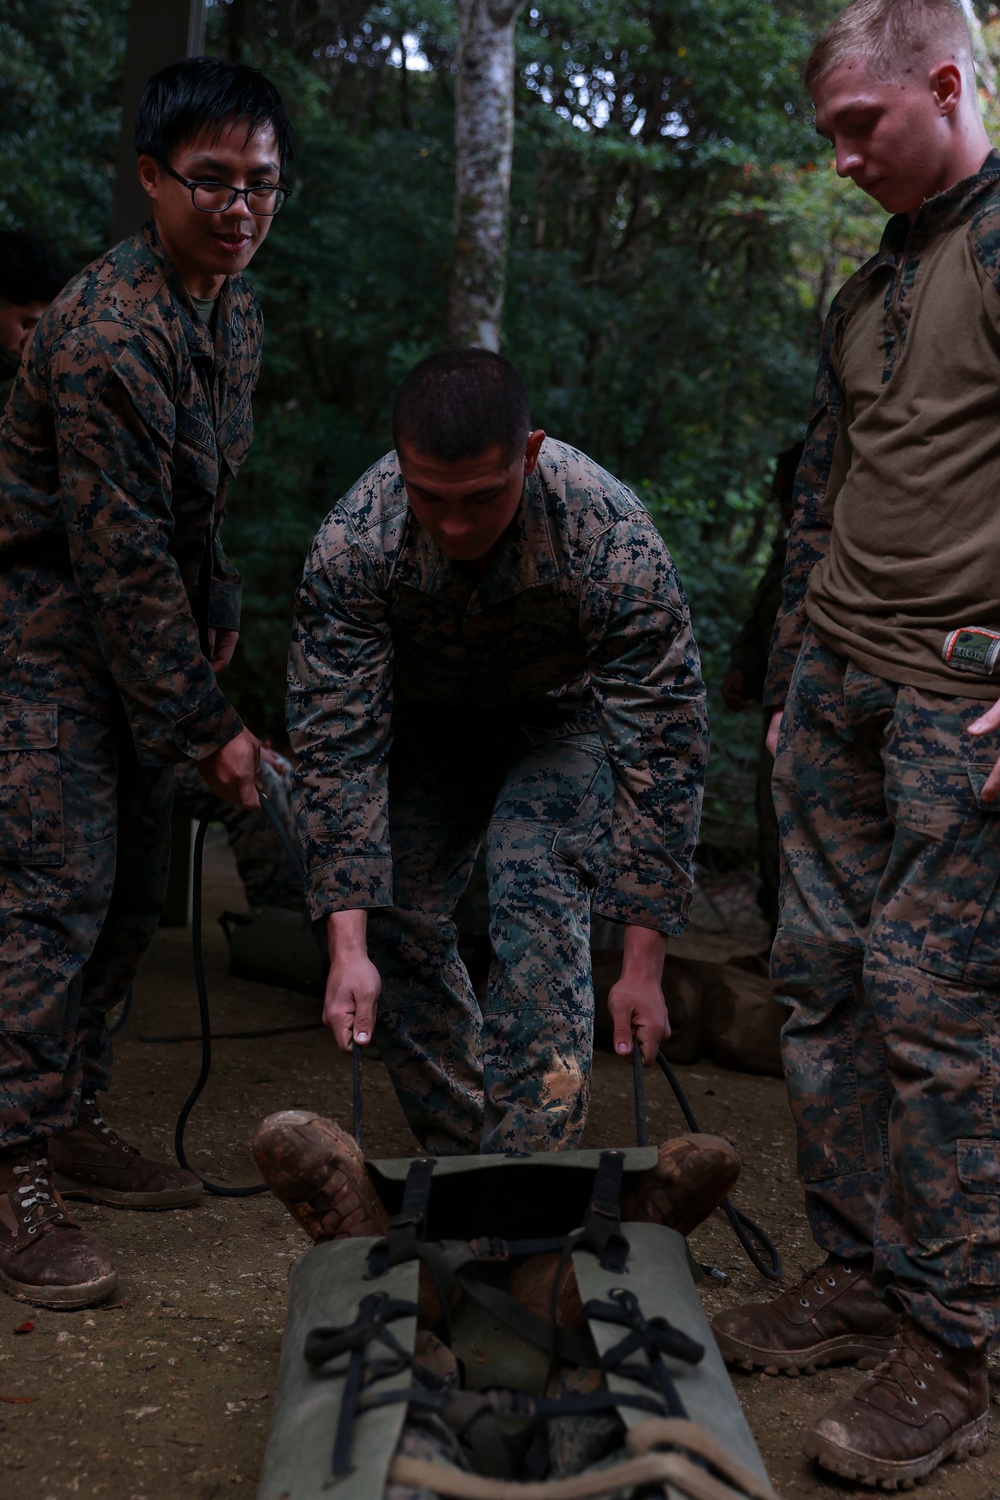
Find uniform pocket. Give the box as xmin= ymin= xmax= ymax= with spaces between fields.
xmin=174 ymin=407 xmax=220 ymax=494
xmin=0 ymin=702 xmax=64 ymax=866
xmin=918 ymin=765 xmax=1000 ymax=989
xmin=217 ymin=391 xmax=253 ymax=478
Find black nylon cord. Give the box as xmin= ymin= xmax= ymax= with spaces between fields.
xmin=629 ymin=1039 xmax=782 ymax=1282
xmin=174 ymin=792 xmax=363 ymax=1193
xmin=173 ymin=814 xmax=269 ymax=1196
xmin=632 ymin=1039 xmax=647 ymax=1146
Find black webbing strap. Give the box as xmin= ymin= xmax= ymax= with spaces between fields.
xmin=303 ymin=1292 xmax=420 ymax=1478
xmin=367 ymin=1158 xmax=436 ymax=1278
xmin=454 ymin=1271 xmax=598 ymax=1369
xmin=441 ymin=1392 xmax=517 ymax=1480
xmin=576 ymin=1150 xmax=629 ymax=1272
xmin=466 ymin=1234 xmax=575 ymax=1261
xmin=360 ymin=1382 xmax=670 ymax=1423
xmin=586 ymin=1287 xmax=702 ymax=1420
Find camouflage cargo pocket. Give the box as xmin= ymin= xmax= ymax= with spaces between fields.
xmin=917 ymin=766 xmax=1000 ymax=991
xmin=0 ymin=700 xmax=64 ymax=866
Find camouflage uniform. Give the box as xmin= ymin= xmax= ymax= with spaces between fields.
xmin=174 ymin=756 xmax=304 ymax=912
xmin=766 ymin=160 xmax=1000 ymax=1351
xmin=288 ymin=441 xmax=708 ymax=1155
xmin=0 ymin=223 xmax=258 ymax=1150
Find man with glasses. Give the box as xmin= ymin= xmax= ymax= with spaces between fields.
xmin=0 ymin=57 xmax=291 ymax=1308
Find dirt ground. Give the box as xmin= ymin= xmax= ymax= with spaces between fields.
xmin=3 ymin=834 xmax=999 ymax=1500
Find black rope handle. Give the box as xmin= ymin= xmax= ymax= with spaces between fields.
xmin=174 ymin=791 xmax=365 ymax=1192
xmin=259 ymin=788 xmax=366 ymax=1151
xmin=352 ymin=1039 xmax=364 ymax=1152
xmin=174 ymin=814 xmax=269 ymax=1197
xmin=630 ymin=1040 xmax=782 ymax=1283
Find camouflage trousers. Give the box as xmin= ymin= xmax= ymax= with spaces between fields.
xmin=772 ymin=627 xmax=1000 ymax=1350
xmin=370 ymin=710 xmax=612 ymax=1158
xmin=0 ymin=700 xmax=173 ymax=1149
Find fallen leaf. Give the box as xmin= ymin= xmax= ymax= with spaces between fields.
xmin=13 ymin=1322 xmax=34 ymax=1335
xmin=0 ymin=1395 xmax=38 ymax=1404
xmin=244 ymin=1388 xmax=268 ymax=1401
xmin=125 ymin=1406 xmax=161 ymax=1419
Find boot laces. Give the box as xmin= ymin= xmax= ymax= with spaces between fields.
xmin=791 ymin=1260 xmax=854 ymax=1310
xmin=868 ymin=1326 xmax=941 ymax=1406
xmin=82 ymin=1097 xmax=138 ymax=1155
xmin=14 ymin=1157 xmax=66 ymax=1233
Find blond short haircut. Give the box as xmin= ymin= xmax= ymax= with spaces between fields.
xmin=805 ymin=0 xmax=975 ymax=91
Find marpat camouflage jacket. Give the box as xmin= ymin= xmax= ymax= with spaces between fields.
xmin=0 ymin=222 xmax=260 ymax=764
xmin=288 ymin=439 xmax=709 ymax=933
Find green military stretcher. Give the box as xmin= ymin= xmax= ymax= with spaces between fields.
xmin=256 ymin=1149 xmax=779 ymax=1500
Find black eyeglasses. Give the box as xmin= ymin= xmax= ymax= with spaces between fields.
xmin=157 ymin=159 xmax=290 ymax=216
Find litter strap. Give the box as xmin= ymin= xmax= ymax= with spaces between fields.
xmin=586 ymin=1287 xmax=702 ymax=1419
xmin=367 ymin=1157 xmax=437 ymax=1278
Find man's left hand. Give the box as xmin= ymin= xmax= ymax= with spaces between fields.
xmin=607 ymin=974 xmax=669 ymax=1065
xmin=968 ymin=695 xmax=1000 ymax=799
xmin=207 ymin=626 xmax=239 ymax=672
xmin=609 ymin=924 xmax=670 ymax=1064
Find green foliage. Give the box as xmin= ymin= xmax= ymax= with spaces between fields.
xmin=0 ymin=0 xmax=128 ymax=265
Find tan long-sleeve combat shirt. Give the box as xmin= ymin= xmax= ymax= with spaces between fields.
xmin=766 ymin=151 xmax=1000 ymax=707
xmin=0 ymin=222 xmax=260 ymax=763
xmin=288 ymin=439 xmax=709 ymax=934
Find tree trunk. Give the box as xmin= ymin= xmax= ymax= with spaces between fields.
xmin=958 ymin=0 xmax=996 ymax=96
xmin=448 ymin=0 xmax=525 ymax=350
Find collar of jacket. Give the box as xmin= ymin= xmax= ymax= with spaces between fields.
xmin=139 ymin=219 xmax=238 ymax=375
xmin=397 ymin=458 xmax=561 ymax=610
xmin=869 ymin=147 xmax=1000 ymax=268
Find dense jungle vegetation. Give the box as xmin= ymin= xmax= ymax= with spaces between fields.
xmin=4 ymin=1 xmax=996 ymax=846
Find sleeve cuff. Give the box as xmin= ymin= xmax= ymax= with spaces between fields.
xmin=593 ymin=881 xmax=692 ymax=938
xmin=173 ymin=687 xmax=244 ymax=761
xmin=208 ymin=578 xmax=242 ymax=631
xmin=305 ymin=855 xmax=394 ymax=922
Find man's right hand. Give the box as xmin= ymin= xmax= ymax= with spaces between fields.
xmin=324 ymin=909 xmax=381 ymax=1051
xmin=197 ymin=726 xmax=261 ymax=808
xmin=765 ymin=708 xmax=783 ymax=758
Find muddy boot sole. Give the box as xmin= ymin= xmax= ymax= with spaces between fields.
xmin=804 ymin=1411 xmax=989 ymax=1488
xmin=51 ymin=1173 xmax=202 ymax=1210
xmin=0 ymin=1262 xmax=119 ymax=1311
xmin=715 ymin=1327 xmax=897 ymax=1376
xmin=252 ymin=1109 xmax=389 ymax=1240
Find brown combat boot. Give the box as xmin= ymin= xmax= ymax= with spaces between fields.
xmin=48 ymin=1095 xmax=201 ymax=1209
xmin=509 ymin=1252 xmax=587 ymax=1332
xmin=252 ymin=1109 xmax=390 ymax=1240
xmin=0 ymin=1143 xmax=118 ymax=1309
xmin=712 ymin=1257 xmax=900 ymax=1375
xmin=803 ymin=1318 xmax=989 ymax=1488
xmin=620 ymin=1132 xmax=741 ymax=1235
